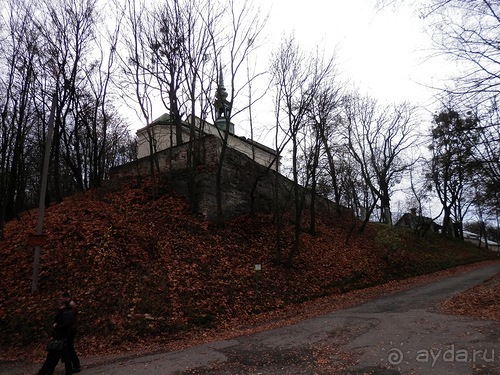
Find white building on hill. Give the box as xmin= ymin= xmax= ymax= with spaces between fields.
xmin=135 ymin=75 xmax=279 ymax=172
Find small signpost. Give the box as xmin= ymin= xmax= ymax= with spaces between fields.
xmin=254 ymin=263 xmax=262 ymax=297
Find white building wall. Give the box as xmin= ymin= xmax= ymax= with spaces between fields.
xmin=136 ymin=118 xmax=278 ymax=172
xmin=137 ymin=125 xmax=190 ymax=159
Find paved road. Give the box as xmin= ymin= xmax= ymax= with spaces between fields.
xmin=3 ymin=263 xmax=499 ymax=375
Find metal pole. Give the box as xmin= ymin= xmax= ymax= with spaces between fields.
xmin=31 ymin=91 xmax=57 ymax=293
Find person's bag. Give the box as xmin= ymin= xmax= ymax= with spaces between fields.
xmin=46 ymin=339 xmax=65 ymax=351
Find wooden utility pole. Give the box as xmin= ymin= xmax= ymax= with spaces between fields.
xmin=31 ymin=91 xmax=57 ymax=293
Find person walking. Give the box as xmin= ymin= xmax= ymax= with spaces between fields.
xmin=36 ymin=300 xmax=74 ymax=375
xmin=61 ymin=291 xmax=81 ymax=373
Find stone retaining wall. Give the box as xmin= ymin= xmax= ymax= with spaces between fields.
xmin=110 ymin=135 xmax=333 ymax=220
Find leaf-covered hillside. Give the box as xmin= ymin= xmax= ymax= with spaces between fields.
xmin=0 ymin=177 xmax=496 ymax=361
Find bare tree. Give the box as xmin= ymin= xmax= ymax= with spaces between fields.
xmin=180 ymin=0 xmax=219 ymax=201
xmin=345 ymin=96 xmax=419 ymax=228
xmin=120 ymin=0 xmax=159 ymax=196
xmin=270 ymin=36 xmax=311 ymax=265
xmin=81 ymin=1 xmax=124 ymax=188
xmin=303 ymin=127 xmax=322 ymax=234
xmin=270 ymin=36 xmax=335 ymax=264
xmin=0 ymin=0 xmax=132 ymax=225
xmin=417 ymin=1 xmax=500 ymax=225
xmin=423 ymin=0 xmax=500 ymax=105
xmin=404 ymin=161 xmax=440 ymax=236
xmin=28 ymin=0 xmax=102 ymax=199
xmin=212 ymin=0 xmax=266 ymax=224
xmin=0 ymin=0 xmax=40 ymax=236
xmin=377 ymin=0 xmax=500 ymax=231
xmin=149 ymin=0 xmax=188 ymax=147
xmin=308 ymin=79 xmax=344 ymax=213
xmin=148 ymin=0 xmax=220 ymax=207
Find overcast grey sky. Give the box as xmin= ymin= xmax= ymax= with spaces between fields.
xmin=129 ymin=0 xmax=451 ymax=143
xmin=255 ymin=0 xmax=448 ymax=105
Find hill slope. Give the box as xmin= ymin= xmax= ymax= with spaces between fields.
xmin=0 ymin=177 xmax=496 ymax=361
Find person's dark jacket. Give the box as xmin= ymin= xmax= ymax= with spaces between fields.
xmin=51 ymin=304 xmax=74 ymax=341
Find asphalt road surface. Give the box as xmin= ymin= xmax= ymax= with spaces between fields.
xmin=3 ymin=263 xmax=499 ymax=375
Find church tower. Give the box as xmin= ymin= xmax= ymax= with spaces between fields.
xmin=214 ymin=65 xmax=234 ymax=134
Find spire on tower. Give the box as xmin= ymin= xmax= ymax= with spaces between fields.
xmin=214 ymin=63 xmax=233 ymax=133
xmin=215 ymin=63 xmax=229 ymax=107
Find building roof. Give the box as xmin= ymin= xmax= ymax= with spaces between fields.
xmin=135 ymin=114 xmax=177 ymax=133
xmin=150 ymin=113 xmax=174 ymax=125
